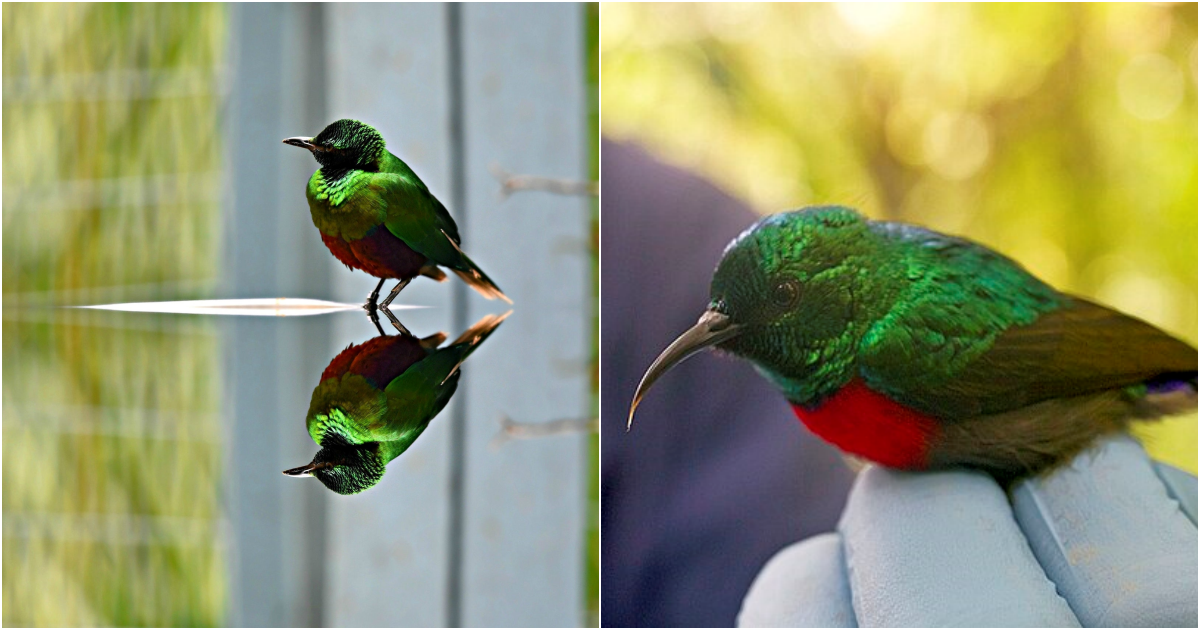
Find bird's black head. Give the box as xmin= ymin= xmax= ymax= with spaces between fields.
xmin=283 ymin=437 xmax=386 ymax=495
xmin=283 ymin=118 xmax=386 ymax=174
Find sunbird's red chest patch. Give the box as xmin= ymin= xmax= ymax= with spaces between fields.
xmin=320 ymin=231 xmax=360 ymax=270
xmin=320 ymin=227 xmax=427 ymax=280
xmin=790 ymin=378 xmax=939 ymax=469
xmin=321 ymin=335 xmax=426 ymax=389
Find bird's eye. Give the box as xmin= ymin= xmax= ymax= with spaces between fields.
xmin=770 ymin=280 xmax=800 ymax=308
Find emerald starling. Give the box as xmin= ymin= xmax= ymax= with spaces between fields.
xmin=285 ymin=311 xmax=509 ymax=494
xmin=285 ymin=119 xmax=510 ymax=308
xmin=629 ymin=206 xmax=1197 ymax=479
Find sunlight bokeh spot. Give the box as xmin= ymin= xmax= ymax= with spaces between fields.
xmin=1119 ymin=53 xmax=1185 ymax=121
xmin=922 ymin=111 xmax=991 ymax=181
xmin=835 ymin=2 xmax=907 ymax=40
xmin=1098 ymin=269 xmax=1174 ymax=330
xmin=1011 ymin=236 xmax=1071 ymax=288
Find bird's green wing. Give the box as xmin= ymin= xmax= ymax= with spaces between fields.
xmin=377 ymin=352 xmax=462 ymax=449
xmin=859 ymin=228 xmax=1194 ymax=418
xmin=372 ymin=171 xmax=510 ymax=302
xmin=372 ymin=171 xmax=461 ymax=254
xmin=379 ymin=311 xmax=509 ymax=450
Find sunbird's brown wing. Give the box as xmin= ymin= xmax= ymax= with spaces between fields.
xmin=870 ymin=297 xmax=1197 ymax=420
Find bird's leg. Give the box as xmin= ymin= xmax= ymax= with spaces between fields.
xmin=363 ymin=278 xmax=386 ymax=312
xmin=378 ymin=277 xmax=412 ymax=310
xmin=367 ymin=307 xmax=386 ymax=336
xmin=380 ymin=305 xmax=412 ymax=337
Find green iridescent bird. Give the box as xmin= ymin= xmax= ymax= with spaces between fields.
xmin=285 ymin=119 xmax=510 ymax=308
xmin=285 ymin=311 xmax=509 ymax=494
xmin=630 ymin=206 xmax=1197 ymax=480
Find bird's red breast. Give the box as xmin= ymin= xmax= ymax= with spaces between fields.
xmin=320 ymin=226 xmax=428 ymax=280
xmin=320 ymin=231 xmax=361 ymax=271
xmin=790 ymin=378 xmax=940 ymax=469
xmin=321 ymin=335 xmax=427 ymax=389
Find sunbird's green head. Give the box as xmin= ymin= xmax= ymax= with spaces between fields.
xmin=283 ymin=438 xmax=386 ymax=495
xmin=283 ymin=118 xmax=386 ymax=173
xmin=629 ymin=206 xmax=884 ymax=425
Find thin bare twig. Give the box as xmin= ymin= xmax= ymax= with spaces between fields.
xmin=489 ymin=414 xmax=598 ymax=449
xmin=490 ymin=163 xmax=598 ymax=200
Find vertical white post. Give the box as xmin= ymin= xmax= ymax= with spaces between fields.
xmin=323 ymin=4 xmax=456 ymax=627
xmin=459 ymin=4 xmax=589 ymax=626
xmin=322 ymin=4 xmax=588 ymax=626
xmin=225 ymin=3 xmax=331 ymax=626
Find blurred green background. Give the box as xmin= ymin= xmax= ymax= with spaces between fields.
xmin=4 ymin=3 xmax=227 ymax=626
xmin=602 ymin=2 xmax=1197 ymax=472
xmin=4 ymin=3 xmax=226 ymax=304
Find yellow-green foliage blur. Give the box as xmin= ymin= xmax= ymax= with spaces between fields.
xmin=4 ymin=3 xmax=225 ymax=304
xmin=602 ymin=3 xmax=1197 ymax=472
xmin=3 ymin=3 xmax=227 ymax=625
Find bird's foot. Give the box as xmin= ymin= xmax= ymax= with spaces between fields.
xmin=380 ymin=305 xmax=412 ymax=336
xmin=367 ymin=307 xmax=386 ymax=336
xmin=363 ymin=278 xmax=386 ymax=312
xmin=378 ymin=278 xmax=413 ymax=310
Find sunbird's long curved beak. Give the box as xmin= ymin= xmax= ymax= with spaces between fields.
xmin=282 ymin=136 xmax=317 ymax=151
xmin=627 ymin=309 xmax=742 ymax=430
xmin=283 ymin=462 xmax=320 ymax=477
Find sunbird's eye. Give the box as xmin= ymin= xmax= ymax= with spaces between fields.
xmin=771 ymin=280 xmax=800 ymax=308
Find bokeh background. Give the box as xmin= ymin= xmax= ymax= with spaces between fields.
xmin=602 ymin=2 xmax=1197 ymax=471
xmin=4 ymin=5 xmax=228 ymax=625
xmin=4 ymin=3 xmax=597 ymax=627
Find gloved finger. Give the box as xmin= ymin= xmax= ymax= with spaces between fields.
xmin=1152 ymin=461 xmax=1197 ymax=526
xmin=840 ymin=466 xmax=1079 ymax=627
xmin=1010 ymin=435 xmax=1198 ymax=627
xmin=737 ymin=533 xmax=856 ymax=628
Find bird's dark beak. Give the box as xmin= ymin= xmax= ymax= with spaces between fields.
xmin=282 ymin=136 xmax=318 ymax=151
xmin=627 ymin=308 xmax=742 ymax=430
xmin=283 ymin=462 xmax=319 ymax=477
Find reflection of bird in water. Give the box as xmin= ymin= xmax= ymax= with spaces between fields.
xmin=284 ymin=118 xmax=510 ymax=311
xmin=630 ymin=206 xmax=1197 ymax=481
xmin=285 ymin=311 xmax=510 ymax=494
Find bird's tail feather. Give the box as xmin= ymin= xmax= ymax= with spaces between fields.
xmin=441 ymin=230 xmax=512 ymax=303
xmin=420 ymin=265 xmax=448 ymax=283
xmin=451 ymin=268 xmax=512 ymax=303
xmin=419 ymin=332 xmax=448 ymax=350
xmin=440 ymin=310 xmax=512 ymax=384
xmin=1134 ymin=373 xmax=1198 ymax=418
xmin=450 ymin=310 xmax=512 ymax=348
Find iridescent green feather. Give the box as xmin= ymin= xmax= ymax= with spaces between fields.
xmin=857 ymin=220 xmax=1064 ymax=408
xmin=713 ymin=207 xmax=1065 ymax=406
xmin=306 ymin=169 xmax=384 ymax=240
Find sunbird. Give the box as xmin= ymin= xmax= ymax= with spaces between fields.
xmin=285 ymin=119 xmax=510 ymax=308
xmin=285 ymin=311 xmax=509 ymax=494
xmin=629 ymin=206 xmax=1197 ymax=479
